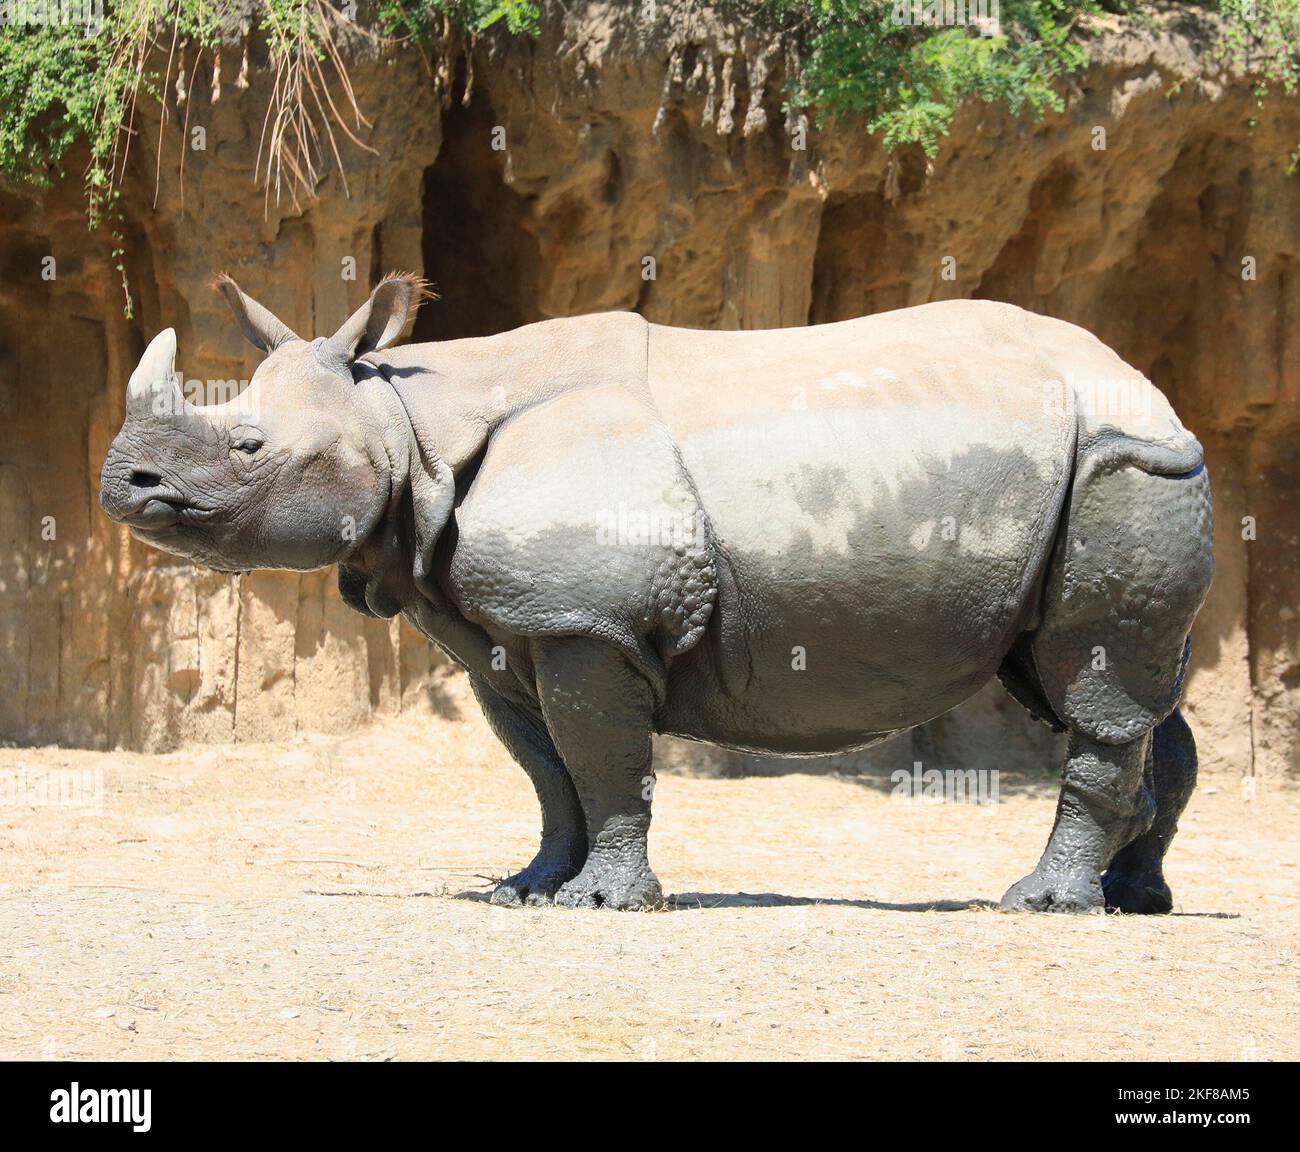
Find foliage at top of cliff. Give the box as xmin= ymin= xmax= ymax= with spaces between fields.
xmin=777 ymin=0 xmax=1093 ymax=154
xmin=0 ymin=2 xmax=539 ymax=210
xmin=1 ymin=0 xmax=1297 ymax=223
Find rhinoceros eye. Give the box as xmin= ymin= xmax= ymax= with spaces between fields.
xmin=233 ymin=437 xmax=263 ymax=455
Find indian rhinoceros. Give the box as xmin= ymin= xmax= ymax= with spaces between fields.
xmin=99 ymin=273 xmax=1214 ymax=914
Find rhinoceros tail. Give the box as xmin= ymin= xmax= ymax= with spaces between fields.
xmin=1074 ymin=423 xmax=1205 ymax=481
xmin=1029 ymin=419 xmax=1214 ymax=744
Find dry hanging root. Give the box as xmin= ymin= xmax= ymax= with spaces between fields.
xmin=254 ymin=1 xmax=377 ymax=213
xmin=175 ymin=41 xmax=188 ymax=105
xmin=742 ymin=44 xmax=773 ymax=137
xmin=648 ymin=24 xmax=781 ymax=142
xmin=702 ymin=53 xmax=717 ymax=126
xmin=716 ymin=56 xmax=735 ymax=135
xmin=433 ymin=14 xmax=455 ymax=109
xmin=463 ymin=34 xmax=476 ymax=107
xmin=236 ymin=21 xmax=251 ymax=90
xmin=652 ymin=48 xmax=682 ymax=137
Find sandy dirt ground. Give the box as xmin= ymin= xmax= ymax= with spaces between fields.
xmin=1 ymin=674 xmax=1296 ymax=1061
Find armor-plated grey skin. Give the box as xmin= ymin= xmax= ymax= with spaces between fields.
xmin=100 ymin=275 xmax=1215 ymax=913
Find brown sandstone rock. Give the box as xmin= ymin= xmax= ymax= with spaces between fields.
xmin=0 ymin=4 xmax=1294 ymax=778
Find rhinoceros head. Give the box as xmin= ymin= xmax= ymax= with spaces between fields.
xmin=99 ymin=273 xmax=426 ymax=573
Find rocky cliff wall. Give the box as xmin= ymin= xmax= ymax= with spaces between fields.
xmin=1 ymin=3 xmax=1296 ymax=777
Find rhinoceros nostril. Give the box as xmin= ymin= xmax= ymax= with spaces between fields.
xmin=129 ymin=470 xmax=163 ymax=489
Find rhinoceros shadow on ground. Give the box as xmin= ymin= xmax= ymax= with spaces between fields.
xmin=666 ymin=893 xmax=996 ymax=911
xmin=449 ymin=888 xmax=992 ymax=911
xmin=450 ymin=889 xmax=1239 ymax=916
xmin=664 ymin=893 xmax=1240 ymax=916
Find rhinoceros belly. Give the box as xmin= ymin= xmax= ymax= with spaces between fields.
xmin=647 ymin=307 xmax=1077 ymax=753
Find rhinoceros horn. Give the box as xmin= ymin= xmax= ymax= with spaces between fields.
xmin=126 ymin=326 xmax=182 ymax=418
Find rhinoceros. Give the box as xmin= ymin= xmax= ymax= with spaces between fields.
xmin=99 ymin=273 xmax=1214 ymax=913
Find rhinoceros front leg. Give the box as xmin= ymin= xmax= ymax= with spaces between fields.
xmin=470 ymin=675 xmax=587 ymax=906
xmin=531 ymin=636 xmax=663 ymax=911
xmin=1002 ymin=729 xmax=1152 ymax=913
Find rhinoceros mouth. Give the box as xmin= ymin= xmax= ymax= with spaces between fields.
xmin=115 ymin=491 xmax=213 ymax=530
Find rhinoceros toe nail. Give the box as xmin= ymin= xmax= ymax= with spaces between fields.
xmin=489 ymin=884 xmax=524 ymax=907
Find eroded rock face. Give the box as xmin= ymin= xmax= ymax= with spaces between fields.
xmin=0 ymin=3 xmax=1295 ymax=776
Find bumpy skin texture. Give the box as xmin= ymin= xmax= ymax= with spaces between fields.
xmin=100 ymin=289 xmax=1215 ymax=913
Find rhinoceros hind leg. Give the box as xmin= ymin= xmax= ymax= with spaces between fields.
xmin=1101 ymin=708 xmax=1197 ymax=914
xmin=1001 ymin=729 xmax=1153 ymax=914
xmin=532 ymin=637 xmax=664 ymax=911
xmin=470 ymin=675 xmax=587 ymax=906
xmin=1007 ymin=455 xmax=1211 ymax=913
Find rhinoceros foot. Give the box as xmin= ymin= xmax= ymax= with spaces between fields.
xmin=1000 ymin=867 xmax=1105 ymax=914
xmin=554 ymin=850 xmax=663 ymax=911
xmin=490 ymin=842 xmax=585 ymax=907
xmin=1101 ymin=868 xmax=1173 ymax=915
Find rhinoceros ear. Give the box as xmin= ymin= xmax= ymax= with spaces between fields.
xmin=325 ymin=271 xmax=433 ymax=364
xmin=213 ymin=273 xmax=300 ymax=354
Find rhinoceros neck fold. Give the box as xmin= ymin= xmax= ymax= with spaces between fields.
xmin=348 ymin=344 xmax=500 ymax=620
xmin=340 ymin=311 xmax=653 ymax=632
